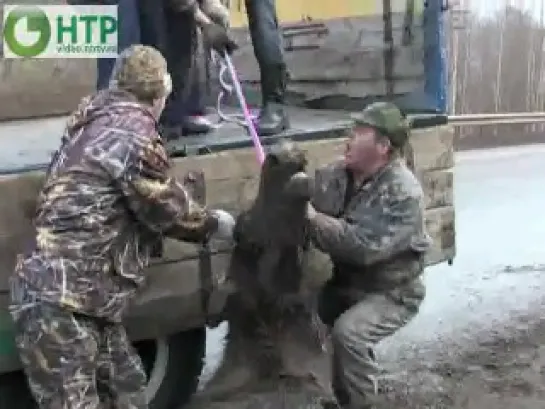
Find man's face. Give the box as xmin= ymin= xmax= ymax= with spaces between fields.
xmin=343 ymin=126 xmax=390 ymax=172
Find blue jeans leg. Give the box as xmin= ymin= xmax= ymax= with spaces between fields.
xmin=244 ymin=0 xmax=285 ymax=69
xmin=96 ymin=0 xmax=141 ymax=90
xmin=160 ymin=11 xmax=203 ymax=126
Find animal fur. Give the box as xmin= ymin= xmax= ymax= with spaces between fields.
xmin=189 ymin=140 xmax=337 ymax=409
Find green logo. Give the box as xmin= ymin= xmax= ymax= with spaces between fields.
xmin=3 ymin=6 xmax=51 ymax=57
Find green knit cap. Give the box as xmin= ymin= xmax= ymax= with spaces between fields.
xmin=351 ymin=102 xmax=411 ymax=148
xmin=110 ymin=44 xmax=170 ymax=102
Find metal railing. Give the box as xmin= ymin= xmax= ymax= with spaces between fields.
xmin=448 ymin=112 xmax=545 ymax=126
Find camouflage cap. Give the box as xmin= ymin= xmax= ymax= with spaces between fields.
xmin=351 ymin=102 xmax=411 ymax=148
xmin=110 ymin=44 xmax=171 ymax=103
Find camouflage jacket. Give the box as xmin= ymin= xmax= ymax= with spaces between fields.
xmin=309 ymin=159 xmax=432 ymax=292
xmin=12 ymin=90 xmax=215 ymax=322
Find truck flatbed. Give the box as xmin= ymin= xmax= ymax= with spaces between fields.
xmin=0 ymin=107 xmax=352 ymax=175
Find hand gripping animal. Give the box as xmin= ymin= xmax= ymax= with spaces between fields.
xmin=188 ymin=140 xmax=338 ymax=409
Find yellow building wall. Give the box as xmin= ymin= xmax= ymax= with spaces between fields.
xmin=229 ymin=0 xmax=424 ymax=29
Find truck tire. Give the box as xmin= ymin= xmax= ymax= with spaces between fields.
xmin=135 ymin=327 xmax=206 ymax=409
xmin=0 ymin=370 xmax=35 ymax=409
xmin=0 ymin=328 xmax=206 ymax=409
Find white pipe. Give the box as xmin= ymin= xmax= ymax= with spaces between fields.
xmin=447 ymin=112 xmax=545 ymax=126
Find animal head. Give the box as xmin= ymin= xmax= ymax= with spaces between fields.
xmin=228 ymin=140 xmax=314 ymax=297
xmin=245 ymin=140 xmax=314 ymax=244
xmin=259 ymin=139 xmax=313 ymax=201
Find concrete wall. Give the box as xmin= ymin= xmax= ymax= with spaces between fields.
xmin=0 ymin=0 xmax=96 ymax=119
xmin=0 ymin=59 xmax=96 ymax=120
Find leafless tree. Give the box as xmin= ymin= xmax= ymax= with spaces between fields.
xmin=447 ymin=1 xmax=545 ymax=145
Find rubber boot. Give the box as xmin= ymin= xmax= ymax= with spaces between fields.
xmin=256 ymin=65 xmax=290 ymax=136
xmin=182 ymin=115 xmax=214 ymax=135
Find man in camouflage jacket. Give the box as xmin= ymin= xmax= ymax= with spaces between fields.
xmin=9 ymin=45 xmax=234 ymax=409
xmin=306 ymin=102 xmax=432 ymax=409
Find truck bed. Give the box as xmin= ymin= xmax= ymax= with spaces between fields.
xmin=0 ymin=107 xmax=352 ymax=175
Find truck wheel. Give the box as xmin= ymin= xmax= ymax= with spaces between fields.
xmin=134 ymin=327 xmax=206 ymax=409
xmin=0 ymin=370 xmax=35 ymax=409
xmin=0 ymin=327 xmax=206 ymax=409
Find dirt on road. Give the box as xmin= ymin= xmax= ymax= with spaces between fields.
xmin=368 ymin=148 xmax=545 ymax=408
xmin=382 ymin=315 xmax=545 ymax=408
xmin=194 ymin=147 xmax=544 ymax=409
xmin=375 ymin=267 xmax=545 ymax=409
xmin=202 ymin=266 xmax=545 ymax=409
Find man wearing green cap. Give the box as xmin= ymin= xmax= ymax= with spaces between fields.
xmin=305 ymin=102 xmax=432 ymax=408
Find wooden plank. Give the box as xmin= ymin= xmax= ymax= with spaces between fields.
xmin=0 ymin=58 xmax=95 ymax=121
xmin=0 ymin=5 xmax=424 ymax=120
xmin=0 ymin=0 xmax=95 ymax=120
xmin=419 ymin=169 xmax=454 ymax=210
xmin=283 ymin=77 xmax=423 ymax=102
xmin=230 ymin=16 xmax=425 ymax=83
xmin=407 ymin=125 xmax=455 ymax=171
xmin=0 ymin=122 xmax=456 ymax=286
xmin=159 ymin=187 xmax=457 ymax=267
xmin=424 ymin=206 xmax=456 ymax=266
xmin=169 ymin=125 xmax=455 ymax=183
xmin=166 ymin=130 xmax=456 ymax=213
xmin=165 ymin=126 xmax=456 ymax=265
xmin=0 ymin=172 xmax=46 ymax=290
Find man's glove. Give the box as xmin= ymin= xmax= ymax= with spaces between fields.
xmin=201 ymin=22 xmax=238 ymax=54
xmin=209 ymin=209 xmax=236 ymax=241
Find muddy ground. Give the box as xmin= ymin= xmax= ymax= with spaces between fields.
xmin=201 ymin=265 xmax=545 ymax=409
xmin=379 ymin=266 xmax=545 ymax=409
xmin=200 ymin=146 xmax=545 ymax=408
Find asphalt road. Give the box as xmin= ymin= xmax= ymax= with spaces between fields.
xmin=201 ymin=145 xmax=545 ymax=408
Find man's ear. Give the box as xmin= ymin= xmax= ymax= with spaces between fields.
xmin=284 ymin=172 xmax=314 ymax=199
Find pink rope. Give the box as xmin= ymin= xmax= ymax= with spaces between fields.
xmin=223 ymin=52 xmax=265 ymax=165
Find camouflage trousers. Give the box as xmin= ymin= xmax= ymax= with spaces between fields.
xmin=10 ymin=286 xmax=147 ymax=409
xmin=319 ymin=278 xmax=426 ymax=409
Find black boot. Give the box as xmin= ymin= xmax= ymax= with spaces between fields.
xmin=158 ymin=124 xmax=183 ymax=141
xmin=182 ymin=115 xmax=214 ymax=135
xmin=256 ymin=65 xmax=290 ymax=136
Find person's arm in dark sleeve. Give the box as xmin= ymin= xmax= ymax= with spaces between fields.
xmin=109 ymin=134 xmax=217 ymax=242
xmin=307 ymin=195 xmax=423 ymax=266
xmin=167 ymin=0 xmax=198 ymax=13
xmin=166 ymin=0 xmax=212 ymax=26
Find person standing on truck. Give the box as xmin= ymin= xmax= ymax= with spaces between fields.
xmin=245 ymin=0 xmax=290 ymax=136
xmin=9 ymin=45 xmax=235 ymax=409
xmin=305 ymin=102 xmax=432 ymax=408
xmin=96 ymin=0 xmax=235 ymax=136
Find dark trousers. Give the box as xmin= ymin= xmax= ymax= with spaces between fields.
xmin=96 ymin=0 xmax=140 ymax=90
xmin=245 ymin=0 xmax=285 ymax=69
xmin=96 ymin=0 xmax=204 ymax=124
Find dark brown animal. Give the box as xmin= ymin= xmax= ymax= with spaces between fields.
xmin=189 ymin=140 xmax=338 ymax=409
